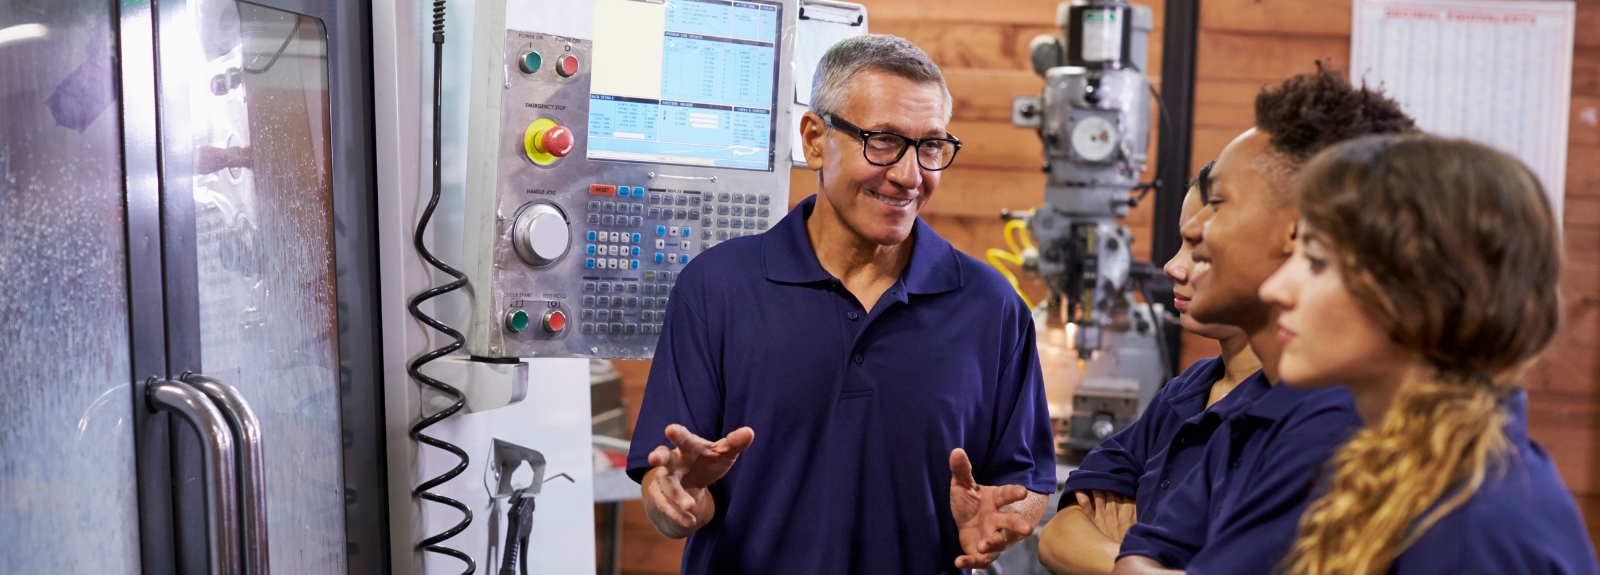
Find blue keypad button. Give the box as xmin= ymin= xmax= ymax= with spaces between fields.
xmin=631 ymin=246 xmax=641 ymax=256
xmin=656 ymin=225 xmax=666 ymax=236
xmin=631 ymin=259 xmax=640 ymax=269
xmin=585 ymin=258 xmax=595 ymax=269
xmin=631 ymin=233 xmax=641 ymax=243
xmin=682 ymin=254 xmax=691 ymax=263
xmin=654 ymin=253 xmax=665 ymax=263
xmin=683 ymin=226 xmax=692 ymax=237
xmin=586 ymin=245 xmax=595 ymax=255
xmin=633 ymin=187 xmax=646 ymax=197
xmin=587 ymin=231 xmax=597 ymax=241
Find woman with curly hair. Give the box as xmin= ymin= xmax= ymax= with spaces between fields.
xmin=1261 ymin=134 xmax=1599 ymax=574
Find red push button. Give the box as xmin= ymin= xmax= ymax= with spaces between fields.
xmin=542 ymin=309 xmax=567 ymax=333
xmin=540 ymin=125 xmax=574 ymax=157
xmin=556 ymin=55 xmax=580 ymax=77
xmin=589 ymin=184 xmax=616 ymax=195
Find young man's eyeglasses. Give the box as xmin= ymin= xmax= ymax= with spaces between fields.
xmin=822 ymin=113 xmax=962 ymax=172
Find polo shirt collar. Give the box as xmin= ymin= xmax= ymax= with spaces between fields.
xmin=762 ymin=195 xmax=963 ymax=295
xmin=1242 ymin=379 xmax=1336 ymax=421
xmin=1503 ymin=388 xmax=1529 ymax=445
xmin=1164 ymin=359 xmax=1226 ymax=409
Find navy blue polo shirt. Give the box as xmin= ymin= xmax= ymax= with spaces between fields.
xmin=1060 ymin=358 xmax=1271 ymax=524
xmin=626 ymin=195 xmax=1056 ymax=574
xmin=1118 ymin=383 xmax=1362 ymax=574
xmin=1390 ymin=390 xmax=1599 ymax=574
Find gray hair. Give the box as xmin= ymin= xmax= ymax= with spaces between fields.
xmin=810 ymin=34 xmax=952 ymax=122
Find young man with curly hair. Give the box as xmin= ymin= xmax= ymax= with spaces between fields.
xmin=1044 ymin=64 xmax=1417 ymax=575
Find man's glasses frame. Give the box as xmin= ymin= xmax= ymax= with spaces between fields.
xmin=821 ymin=113 xmax=962 ymax=172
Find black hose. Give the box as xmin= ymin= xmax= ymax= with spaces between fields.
xmin=408 ymin=1 xmax=475 ymax=573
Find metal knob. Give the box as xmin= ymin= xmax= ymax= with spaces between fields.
xmin=512 ymin=203 xmax=569 ymax=266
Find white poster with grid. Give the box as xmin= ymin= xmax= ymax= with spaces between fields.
xmin=1351 ymin=0 xmax=1576 ymax=220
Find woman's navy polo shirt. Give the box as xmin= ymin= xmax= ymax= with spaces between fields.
xmin=1118 ymin=383 xmax=1363 ymax=574
xmin=1059 ymin=357 xmax=1271 ymax=523
xmin=626 ymin=196 xmax=1056 ymax=574
xmin=1390 ymin=390 xmax=1599 ymax=574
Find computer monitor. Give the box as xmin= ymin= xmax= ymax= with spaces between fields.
xmin=587 ymin=0 xmax=784 ymax=171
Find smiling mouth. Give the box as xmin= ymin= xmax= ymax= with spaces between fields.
xmin=869 ymin=189 xmax=912 ymax=208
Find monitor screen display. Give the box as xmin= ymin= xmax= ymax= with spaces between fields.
xmin=587 ymin=0 xmax=783 ymax=171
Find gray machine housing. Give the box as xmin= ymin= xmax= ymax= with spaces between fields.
xmin=1016 ymin=0 xmax=1166 ymax=451
xmin=449 ymin=0 xmax=799 ymax=360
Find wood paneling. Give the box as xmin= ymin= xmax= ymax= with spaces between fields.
xmin=1199 ymin=0 xmax=1352 ymax=37
xmin=871 ymin=20 xmax=1063 ymax=72
xmin=946 ymin=68 xmax=1046 ymax=123
xmin=1577 ymin=47 xmax=1600 ymax=96
xmin=1196 ymin=32 xmax=1350 ymax=83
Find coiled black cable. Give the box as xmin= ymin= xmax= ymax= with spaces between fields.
xmin=408 ymin=1 xmax=475 ymax=573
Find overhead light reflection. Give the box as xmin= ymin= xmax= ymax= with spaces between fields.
xmin=0 ymin=23 xmax=49 ymax=48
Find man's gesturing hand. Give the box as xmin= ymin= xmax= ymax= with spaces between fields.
xmin=949 ymin=448 xmax=1037 ymax=569
xmin=642 ymin=424 xmax=755 ymax=539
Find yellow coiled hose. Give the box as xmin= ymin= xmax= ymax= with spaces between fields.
xmin=986 ymin=218 xmax=1037 ymax=308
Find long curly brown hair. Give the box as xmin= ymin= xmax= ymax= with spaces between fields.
xmin=1279 ymin=135 xmax=1563 ymax=575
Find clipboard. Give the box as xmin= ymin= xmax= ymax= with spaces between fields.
xmin=790 ymin=0 xmax=868 ymax=166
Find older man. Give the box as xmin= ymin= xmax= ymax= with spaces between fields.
xmin=625 ymin=35 xmax=1056 ymax=573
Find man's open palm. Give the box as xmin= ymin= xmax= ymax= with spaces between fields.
xmin=949 ymin=448 xmax=1035 ymax=569
xmin=645 ymin=424 xmax=754 ymax=531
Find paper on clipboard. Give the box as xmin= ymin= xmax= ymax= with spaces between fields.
xmin=791 ymin=1 xmax=867 ymax=165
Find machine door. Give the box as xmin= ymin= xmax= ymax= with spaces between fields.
xmin=146 ymin=0 xmax=382 ymax=572
xmin=1 ymin=0 xmax=380 ymax=572
xmin=0 ymin=1 xmax=144 ymax=572
xmin=151 ymin=0 xmax=347 ymax=571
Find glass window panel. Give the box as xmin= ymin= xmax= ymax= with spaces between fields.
xmin=0 ymin=1 xmax=142 ymax=572
xmin=160 ymin=0 xmax=346 ymax=570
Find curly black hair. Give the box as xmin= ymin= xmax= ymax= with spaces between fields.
xmin=1255 ymin=62 xmax=1417 ymax=163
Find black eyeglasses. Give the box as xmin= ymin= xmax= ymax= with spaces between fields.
xmin=822 ymin=113 xmax=962 ymax=171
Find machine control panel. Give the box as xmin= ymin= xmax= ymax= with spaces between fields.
xmin=454 ymin=0 xmax=796 ymax=359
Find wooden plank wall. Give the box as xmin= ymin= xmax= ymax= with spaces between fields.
xmin=608 ymin=1 xmax=1600 ymax=572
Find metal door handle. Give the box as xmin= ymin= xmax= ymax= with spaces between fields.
xmin=148 ymin=379 xmax=241 ymax=575
xmin=184 ymin=373 xmax=271 ymax=575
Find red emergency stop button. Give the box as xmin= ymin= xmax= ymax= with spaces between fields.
xmin=540 ymin=125 xmax=574 ymax=157
xmin=542 ymin=309 xmax=567 ymax=333
xmin=556 ymin=55 xmax=580 ymax=77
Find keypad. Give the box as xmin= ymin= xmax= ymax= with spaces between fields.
xmin=574 ymin=190 xmax=771 ymax=338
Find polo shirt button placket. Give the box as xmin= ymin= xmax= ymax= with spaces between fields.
xmin=852 ymin=352 xmax=864 ymax=364
xmin=846 ymin=311 xmax=859 ymax=321
xmin=1159 ymin=479 xmax=1171 ymax=489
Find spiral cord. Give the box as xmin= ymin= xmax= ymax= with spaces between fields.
xmin=408 ymin=1 xmax=475 ymax=573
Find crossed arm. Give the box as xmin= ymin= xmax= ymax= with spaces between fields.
xmin=1038 ymin=490 xmax=1139 ymax=575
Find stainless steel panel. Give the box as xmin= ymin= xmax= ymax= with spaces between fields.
xmin=153 ymin=0 xmax=347 ymax=571
xmin=0 ymin=1 xmax=144 ymax=572
xmin=463 ymin=2 xmax=796 ymax=360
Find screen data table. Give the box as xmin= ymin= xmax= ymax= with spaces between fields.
xmin=588 ymin=0 xmax=781 ymax=171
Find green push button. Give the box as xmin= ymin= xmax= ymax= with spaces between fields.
xmin=519 ymin=50 xmax=543 ymax=74
xmin=506 ymin=309 xmax=531 ymax=332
